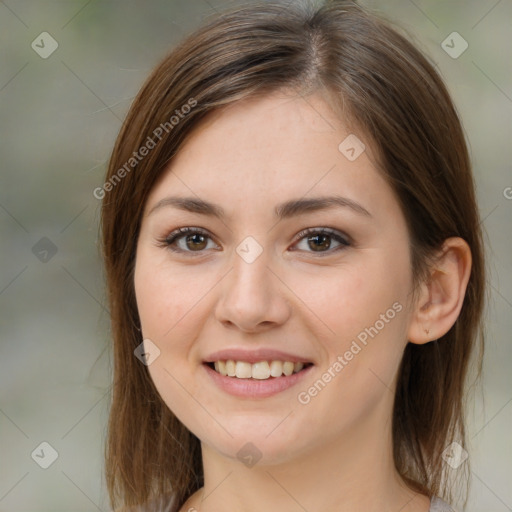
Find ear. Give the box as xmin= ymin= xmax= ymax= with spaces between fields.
xmin=408 ymin=237 xmax=472 ymax=345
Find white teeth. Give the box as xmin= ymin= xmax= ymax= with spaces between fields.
xmin=218 ymin=360 xmax=227 ymax=376
xmin=282 ymin=361 xmax=294 ymax=376
xmin=211 ymin=359 xmax=308 ymax=379
xmin=235 ymin=361 xmax=252 ymax=379
xmin=226 ymin=360 xmax=236 ymax=377
xmin=252 ymin=361 xmax=271 ymax=380
xmin=269 ymin=360 xmax=283 ymax=377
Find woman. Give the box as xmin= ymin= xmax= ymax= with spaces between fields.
xmin=100 ymin=1 xmax=485 ymax=511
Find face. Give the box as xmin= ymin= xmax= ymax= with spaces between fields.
xmin=134 ymin=90 xmax=416 ymax=465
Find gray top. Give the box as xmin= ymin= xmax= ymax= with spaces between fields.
xmin=120 ymin=494 xmax=455 ymax=511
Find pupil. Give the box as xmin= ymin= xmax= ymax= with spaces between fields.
xmin=187 ymin=234 xmax=206 ymax=250
xmin=309 ymin=234 xmax=330 ymax=251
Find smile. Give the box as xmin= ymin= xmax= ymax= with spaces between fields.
xmin=203 ymin=360 xmax=314 ymax=398
xmin=208 ymin=360 xmax=312 ymax=380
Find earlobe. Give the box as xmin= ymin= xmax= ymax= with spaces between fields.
xmin=407 ymin=237 xmax=472 ymax=345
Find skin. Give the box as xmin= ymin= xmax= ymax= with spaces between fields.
xmin=134 ymin=90 xmax=471 ymax=512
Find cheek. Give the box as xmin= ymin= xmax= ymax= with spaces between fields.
xmin=292 ymin=280 xmax=407 ymax=443
xmin=133 ymin=249 xmax=219 ymax=397
xmin=290 ymin=251 xmax=411 ymax=405
xmin=134 ymin=251 xmax=202 ymax=342
xmin=290 ymin=256 xmax=410 ymax=350
xmin=134 ymin=253 xmax=210 ymax=423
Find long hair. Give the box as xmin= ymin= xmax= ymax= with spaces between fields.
xmin=100 ymin=1 xmax=485 ymax=510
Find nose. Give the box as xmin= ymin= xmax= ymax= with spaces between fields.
xmin=214 ymin=245 xmax=291 ymax=333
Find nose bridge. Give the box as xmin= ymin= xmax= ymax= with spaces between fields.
xmin=229 ymin=236 xmax=274 ymax=305
xmin=233 ymin=240 xmax=270 ymax=291
xmin=215 ymin=235 xmax=290 ymax=330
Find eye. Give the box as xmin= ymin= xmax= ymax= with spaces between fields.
xmin=157 ymin=226 xmax=351 ymax=256
xmin=158 ymin=227 xmax=219 ymax=255
xmin=292 ymin=227 xmax=350 ymax=254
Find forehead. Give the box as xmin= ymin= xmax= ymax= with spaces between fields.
xmin=175 ymin=90 xmax=364 ymax=167
xmin=145 ymin=91 xmax=395 ymax=220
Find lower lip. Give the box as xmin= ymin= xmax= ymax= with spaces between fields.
xmin=203 ymin=363 xmax=314 ymax=399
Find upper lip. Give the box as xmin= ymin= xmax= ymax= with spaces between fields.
xmin=204 ymin=348 xmax=314 ymax=364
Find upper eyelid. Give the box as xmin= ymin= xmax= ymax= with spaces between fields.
xmin=163 ymin=227 xmax=219 ymax=249
xmin=295 ymin=226 xmax=351 ymax=244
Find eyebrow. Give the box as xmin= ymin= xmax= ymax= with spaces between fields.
xmin=147 ymin=195 xmax=372 ymax=219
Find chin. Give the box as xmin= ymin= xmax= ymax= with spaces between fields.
xmin=196 ymin=414 xmax=314 ymax=467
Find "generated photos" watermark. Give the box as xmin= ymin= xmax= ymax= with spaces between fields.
xmin=93 ymin=98 xmax=197 ymax=200
xmin=297 ymin=301 xmax=403 ymax=404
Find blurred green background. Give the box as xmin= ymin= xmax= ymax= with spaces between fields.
xmin=1 ymin=1 xmax=510 ymax=511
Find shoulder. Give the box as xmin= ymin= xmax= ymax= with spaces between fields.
xmin=429 ymin=496 xmax=457 ymax=512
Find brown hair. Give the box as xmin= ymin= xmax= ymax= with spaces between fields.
xmin=101 ymin=1 xmax=485 ymax=510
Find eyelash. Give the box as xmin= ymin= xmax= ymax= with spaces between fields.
xmin=156 ymin=226 xmax=351 ymax=257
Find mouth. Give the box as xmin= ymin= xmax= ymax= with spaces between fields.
xmin=203 ymin=358 xmax=314 ymax=398
xmin=205 ymin=360 xmax=314 ymax=380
